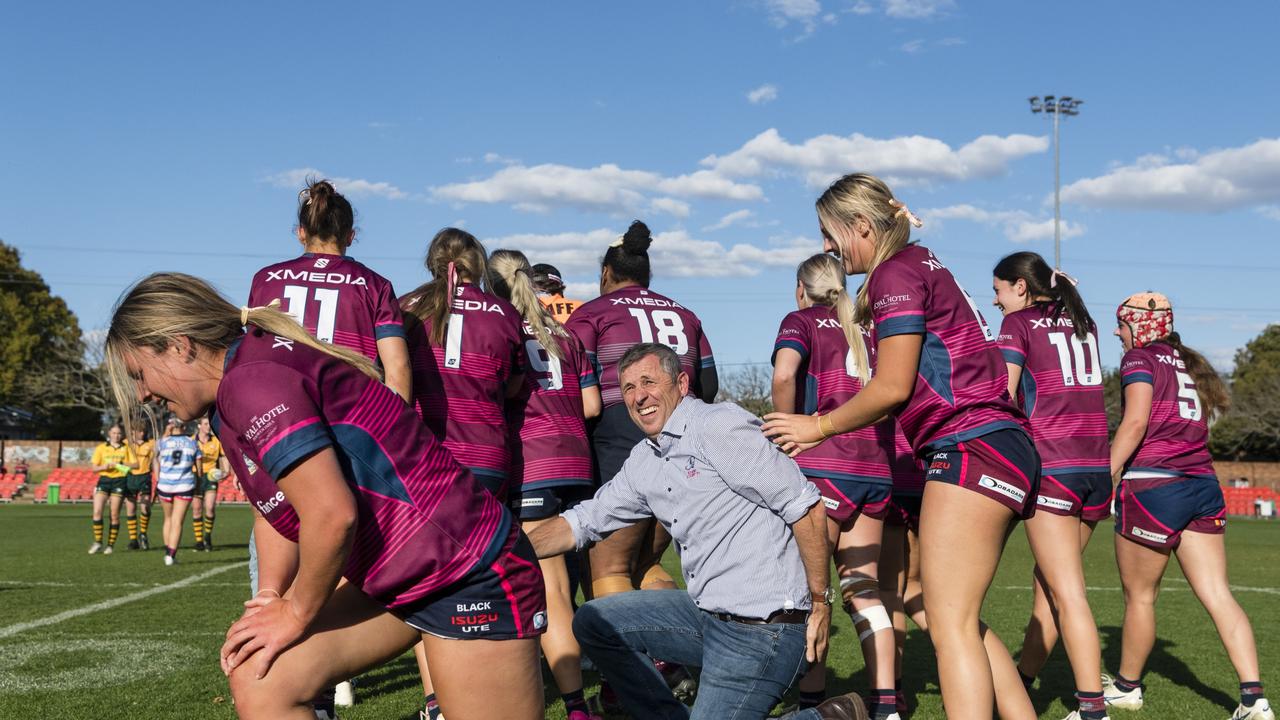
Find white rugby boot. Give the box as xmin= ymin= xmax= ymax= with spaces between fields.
xmin=1101 ymin=674 xmax=1143 ymax=711
xmin=1231 ymin=699 xmax=1275 ymax=720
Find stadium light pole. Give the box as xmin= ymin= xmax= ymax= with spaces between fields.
xmin=1029 ymin=95 xmax=1083 ymax=270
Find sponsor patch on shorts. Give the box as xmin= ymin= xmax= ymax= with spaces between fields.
xmin=1036 ymin=494 xmax=1074 ymax=511
xmin=823 ymin=497 xmax=841 ymax=511
xmin=520 ymin=497 xmax=545 ymax=508
xmin=1131 ymin=527 xmax=1169 ymax=543
xmin=978 ymin=474 xmax=1026 ymax=503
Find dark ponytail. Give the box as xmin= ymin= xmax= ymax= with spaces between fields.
xmin=993 ymin=251 xmax=1094 ymax=340
xmin=297 ymin=178 xmax=355 ymax=247
xmin=601 ymin=220 xmax=653 ymax=287
xmin=1163 ymin=332 xmax=1231 ymax=419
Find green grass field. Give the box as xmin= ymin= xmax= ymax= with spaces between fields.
xmin=0 ymin=504 xmax=1275 ymax=719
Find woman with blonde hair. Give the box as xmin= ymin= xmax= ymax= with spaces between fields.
xmin=763 ymin=173 xmax=1038 ymax=720
xmin=488 ymin=248 xmax=604 ymax=720
xmin=105 ymin=272 xmax=544 ymax=720
xmin=771 ymin=253 xmax=898 ymax=719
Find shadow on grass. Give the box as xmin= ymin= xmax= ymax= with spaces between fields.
xmin=1095 ymin=624 xmax=1237 ymax=710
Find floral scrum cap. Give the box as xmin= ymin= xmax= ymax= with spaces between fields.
xmin=1117 ymin=291 xmax=1173 ymax=348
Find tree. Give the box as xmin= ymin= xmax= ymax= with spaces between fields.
xmin=1210 ymin=324 xmax=1280 ymax=460
xmin=0 ymin=240 xmax=107 ymax=437
xmin=715 ymin=363 xmax=774 ymax=417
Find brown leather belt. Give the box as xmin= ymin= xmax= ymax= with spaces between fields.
xmin=706 ymin=608 xmax=809 ymax=625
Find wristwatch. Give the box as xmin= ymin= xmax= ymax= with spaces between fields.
xmin=811 ymin=587 xmax=836 ymax=606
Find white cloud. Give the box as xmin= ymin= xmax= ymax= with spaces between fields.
xmin=848 ymin=1 xmax=875 ymax=14
xmin=1061 ymin=138 xmax=1280 ymax=212
xmin=431 ymin=163 xmax=763 ymax=214
xmin=884 ymin=0 xmax=955 ymax=19
xmin=1258 ymin=205 xmax=1280 ymax=221
xmin=486 ymin=227 xmax=814 ymax=279
xmin=900 ymin=39 xmax=925 ymax=53
xmin=765 ymin=0 xmax=822 ymax=31
xmin=704 ymin=209 xmax=755 ymax=232
xmin=562 ymin=282 xmax=600 ymax=302
xmin=483 ymin=152 xmax=521 ymax=165
xmin=264 ymin=167 xmax=408 ymax=200
xmin=926 ymin=203 xmax=1085 ymax=243
xmin=700 ymin=128 xmax=1048 ymax=187
xmin=747 ymin=84 xmax=780 ymax=105
xmin=649 ymin=197 xmax=692 ymax=218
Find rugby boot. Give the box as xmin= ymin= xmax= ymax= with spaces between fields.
xmin=138 ymin=533 xmax=150 ymax=550
xmin=1101 ymin=675 xmax=1143 ymax=711
xmin=128 ymin=540 xmax=140 ymax=550
xmin=88 ymin=542 xmax=102 ymax=554
xmin=1231 ymin=700 xmax=1275 ymax=720
xmin=103 ymin=545 xmax=113 ymax=555
xmin=1062 ymin=712 xmax=1110 ymax=720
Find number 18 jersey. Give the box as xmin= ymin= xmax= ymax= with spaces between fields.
xmin=998 ymin=305 xmax=1109 ymax=475
xmin=1120 ymin=341 xmax=1215 ymax=480
xmin=566 ymin=286 xmax=715 ymax=409
xmin=248 ymin=253 xmax=405 ymax=362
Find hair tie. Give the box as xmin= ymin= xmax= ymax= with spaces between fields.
xmin=609 ymin=235 xmax=625 ymax=248
xmin=445 ymin=261 xmax=458 ymax=302
xmin=299 ymin=188 xmax=312 ymax=206
xmin=1050 ymin=269 xmax=1078 ymax=288
xmin=888 ymin=198 xmax=924 ymax=228
xmin=239 ymin=298 xmax=281 ymax=326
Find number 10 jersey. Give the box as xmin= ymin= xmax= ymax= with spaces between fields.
xmin=998 ymin=305 xmax=1109 ymax=475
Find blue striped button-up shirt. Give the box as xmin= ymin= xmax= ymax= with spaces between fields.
xmin=562 ymin=397 xmax=821 ymax=618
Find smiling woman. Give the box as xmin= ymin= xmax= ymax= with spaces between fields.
xmin=101 ymin=272 xmax=545 ymax=720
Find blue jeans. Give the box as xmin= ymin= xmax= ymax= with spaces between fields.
xmin=573 ymin=589 xmax=816 ymax=720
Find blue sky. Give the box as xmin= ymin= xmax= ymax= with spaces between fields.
xmin=3 ymin=1 xmax=1277 ymax=372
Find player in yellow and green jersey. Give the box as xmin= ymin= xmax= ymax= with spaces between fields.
xmin=125 ymin=425 xmax=156 ymax=550
xmin=191 ymin=417 xmax=231 ymax=551
xmin=89 ymin=423 xmax=137 ymax=554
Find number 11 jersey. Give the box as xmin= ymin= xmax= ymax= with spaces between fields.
xmin=565 ymin=286 xmax=714 ymax=409
xmin=998 ymin=305 xmax=1109 ymax=475
xmin=248 ymin=253 xmax=405 ymax=362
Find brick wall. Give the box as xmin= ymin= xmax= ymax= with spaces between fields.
xmin=1214 ymin=461 xmax=1280 ymax=490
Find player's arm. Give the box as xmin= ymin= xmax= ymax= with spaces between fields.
xmin=91 ymin=446 xmax=112 ymax=474
xmin=1005 ymin=363 xmax=1023 ymax=400
xmin=375 ymin=336 xmax=413 ymax=404
xmin=222 ymin=448 xmax=354 ymax=676
xmin=697 ymin=363 xmax=718 ymax=403
xmin=1110 ymin=381 xmax=1152 ymax=482
xmin=251 ymin=510 xmax=299 ymax=600
xmin=771 ymin=347 xmax=802 ymax=415
xmin=763 ymin=333 xmax=921 ymax=455
xmin=581 ymin=384 xmax=602 ymax=420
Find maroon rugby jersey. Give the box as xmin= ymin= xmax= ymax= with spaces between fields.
xmin=402 ymin=284 xmax=525 ymax=488
xmin=565 ymin=286 xmax=715 ymax=408
xmin=212 ymin=328 xmax=510 ymax=608
xmin=1120 ymin=341 xmax=1216 ymax=479
xmin=248 ymin=253 xmax=404 ymax=362
xmin=890 ymin=424 xmax=926 ymax=494
xmin=869 ymin=244 xmax=1024 ymax=455
xmin=998 ymin=305 xmax=1109 ymax=474
xmin=506 ymin=327 xmax=598 ymax=490
xmin=772 ymin=306 xmax=893 ymax=484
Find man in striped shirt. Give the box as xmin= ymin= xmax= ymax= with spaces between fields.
xmin=528 ymin=343 xmax=867 ymax=720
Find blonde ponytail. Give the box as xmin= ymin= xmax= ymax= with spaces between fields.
xmin=797 ymin=253 xmax=870 ymax=383
xmin=105 ymin=273 xmax=381 ymax=439
xmin=487 ymin=249 xmax=566 ymax=360
xmin=815 ymin=173 xmax=915 ymax=326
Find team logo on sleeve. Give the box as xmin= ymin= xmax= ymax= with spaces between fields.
xmin=242 ymin=454 xmax=259 ymax=475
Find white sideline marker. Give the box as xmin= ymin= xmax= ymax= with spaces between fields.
xmin=0 ymin=561 xmax=248 ymax=639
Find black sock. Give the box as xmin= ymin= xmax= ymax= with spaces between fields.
xmin=563 ymin=688 xmax=587 ymax=714
xmin=1077 ymin=690 xmax=1106 ymax=719
xmin=424 ymin=693 xmax=441 ymax=720
xmin=870 ymin=689 xmax=897 ymax=720
xmin=1114 ymin=674 xmax=1142 ymax=693
xmin=1019 ymin=669 xmax=1036 ymax=690
xmin=798 ymin=690 xmax=825 ymax=709
xmin=1242 ymin=681 xmax=1264 ymax=708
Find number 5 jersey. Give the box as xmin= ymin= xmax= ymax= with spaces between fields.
xmin=1119 ymin=341 xmax=1216 ymax=479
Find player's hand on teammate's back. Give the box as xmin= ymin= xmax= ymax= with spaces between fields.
xmin=761 ymin=412 xmax=826 ymax=456
xmin=220 ymin=594 xmax=308 ymax=679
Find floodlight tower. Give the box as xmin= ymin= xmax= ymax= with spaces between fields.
xmin=1029 ymin=95 xmax=1084 ymax=270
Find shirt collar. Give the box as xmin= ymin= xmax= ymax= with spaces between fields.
xmin=645 ymin=396 xmax=698 ymax=451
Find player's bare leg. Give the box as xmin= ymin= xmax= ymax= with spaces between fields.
xmin=1023 ymin=512 xmax=1103 ymax=697
xmin=920 ymin=482 xmax=1034 ymax=720
xmin=1114 ymin=533 xmax=1170 ymax=682
xmin=1175 ymin=530 xmax=1262 ymax=685
xmin=524 ymin=518 xmax=589 ymax=705
xmin=1018 ymin=520 xmax=1096 ymax=679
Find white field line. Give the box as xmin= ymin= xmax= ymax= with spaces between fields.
xmin=996 ymin=584 xmax=1280 ymax=596
xmin=0 ymin=561 xmax=247 ymax=639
